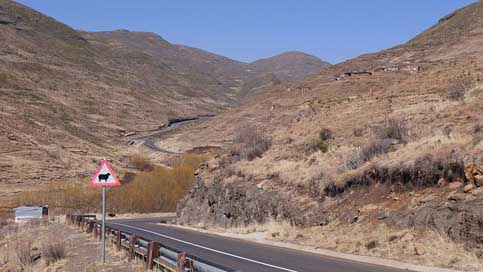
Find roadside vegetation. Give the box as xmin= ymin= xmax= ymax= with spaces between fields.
xmin=0 ymin=217 xmax=144 ymax=271
xmin=14 ymin=154 xmax=207 ymax=213
xmin=199 ymin=220 xmax=483 ymax=271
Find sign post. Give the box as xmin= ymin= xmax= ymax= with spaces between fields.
xmin=102 ymin=186 xmax=106 ymax=262
xmin=89 ymin=159 xmax=121 ymax=263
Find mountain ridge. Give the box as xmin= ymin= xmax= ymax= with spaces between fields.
xmin=0 ymin=0 xmax=330 ymax=189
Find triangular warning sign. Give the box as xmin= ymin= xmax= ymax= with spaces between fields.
xmin=89 ymin=160 xmax=121 ymax=187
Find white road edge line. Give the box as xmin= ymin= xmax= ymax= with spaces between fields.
xmin=109 ymin=222 xmax=298 ymax=272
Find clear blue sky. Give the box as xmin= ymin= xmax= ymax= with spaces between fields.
xmin=17 ymin=0 xmax=476 ymax=64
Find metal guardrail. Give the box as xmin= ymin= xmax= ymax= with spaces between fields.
xmin=66 ymin=214 xmax=235 ymax=272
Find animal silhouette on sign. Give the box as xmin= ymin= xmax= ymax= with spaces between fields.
xmin=98 ymin=173 xmax=111 ymax=182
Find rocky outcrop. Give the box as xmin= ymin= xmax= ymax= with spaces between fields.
xmin=389 ymin=194 xmax=483 ymax=253
xmin=177 ymin=176 xmax=329 ymax=227
xmin=178 ymin=178 xmax=283 ymax=226
xmin=178 ymin=160 xmax=483 ymax=253
xmin=179 ymin=180 xmax=276 ymax=226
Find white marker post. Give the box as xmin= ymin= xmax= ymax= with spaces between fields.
xmin=89 ymin=159 xmax=121 ymax=263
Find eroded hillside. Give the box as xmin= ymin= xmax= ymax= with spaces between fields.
xmin=176 ymin=1 xmax=483 ymax=259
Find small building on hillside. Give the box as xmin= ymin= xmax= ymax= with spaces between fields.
xmin=14 ymin=205 xmax=48 ymax=223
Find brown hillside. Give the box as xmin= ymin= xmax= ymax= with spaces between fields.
xmin=176 ymin=1 xmax=483 ymax=260
xmin=0 ymin=0 xmax=329 ymax=191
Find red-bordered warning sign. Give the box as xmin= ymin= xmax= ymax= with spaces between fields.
xmin=89 ymin=160 xmax=121 ymax=187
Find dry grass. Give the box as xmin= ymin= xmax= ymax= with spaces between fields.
xmin=0 ymin=217 xmax=145 ymax=271
xmin=215 ymin=220 xmax=483 ymax=271
xmin=14 ymin=154 xmax=208 ymax=214
xmin=14 ymin=237 xmax=35 ymax=268
xmin=42 ymin=237 xmax=66 ymax=265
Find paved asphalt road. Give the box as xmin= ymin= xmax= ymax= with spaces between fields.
xmin=105 ymin=218 xmax=413 ymax=272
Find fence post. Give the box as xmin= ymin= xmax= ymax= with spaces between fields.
xmin=128 ymin=235 xmax=137 ymax=261
xmin=146 ymin=242 xmax=160 ymax=270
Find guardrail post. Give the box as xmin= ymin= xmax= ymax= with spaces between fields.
xmin=177 ymin=252 xmax=187 ymax=272
xmin=146 ymin=242 xmax=160 ymax=270
xmin=93 ymin=223 xmax=98 ymax=238
xmin=97 ymin=225 xmax=102 ymax=241
xmin=116 ymin=231 xmax=122 ymax=251
xmin=87 ymin=221 xmax=94 ymax=233
xmin=105 ymin=226 xmax=111 ymax=244
xmin=128 ymin=235 xmax=137 ymax=261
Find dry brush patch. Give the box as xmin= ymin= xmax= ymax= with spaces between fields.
xmin=0 ymin=218 xmax=145 ymax=271
xmin=230 ymin=125 xmax=272 ymax=161
xmin=41 ymin=236 xmax=67 ymax=265
xmin=327 ymin=150 xmax=466 ymax=197
xmin=14 ymin=154 xmax=208 ymax=214
xmin=128 ymin=153 xmax=155 ymax=172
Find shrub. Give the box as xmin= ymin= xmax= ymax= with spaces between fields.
xmin=0 ymin=215 xmax=9 ymax=229
xmin=319 ymin=128 xmax=334 ymax=141
xmin=353 ymin=128 xmax=364 ymax=137
xmin=346 ymin=139 xmax=393 ymax=169
xmin=317 ymin=141 xmax=330 ymax=153
xmin=447 ymin=84 xmax=466 ymax=102
xmin=128 ymin=153 xmax=154 ymax=171
xmin=232 ymin=126 xmax=272 ymax=161
xmin=15 ymin=238 xmax=34 ymax=267
xmin=312 ymin=128 xmax=334 ymax=153
xmin=373 ymin=119 xmax=408 ymax=143
xmin=365 ymin=240 xmax=378 ymax=250
xmin=443 ymin=126 xmax=452 ymax=138
xmin=472 ymin=124 xmax=483 ymax=145
xmin=42 ymin=239 xmax=66 ymax=265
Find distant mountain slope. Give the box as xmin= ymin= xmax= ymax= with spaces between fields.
xmin=0 ymin=0 xmax=330 ymax=187
xmin=249 ymin=51 xmax=331 ymax=82
xmin=84 ymin=30 xmax=330 ymax=101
